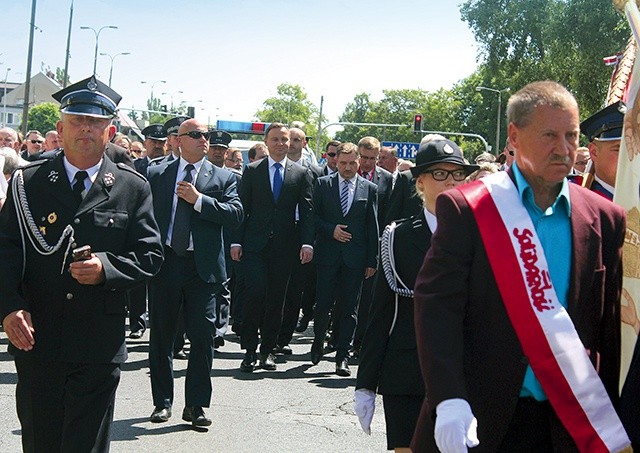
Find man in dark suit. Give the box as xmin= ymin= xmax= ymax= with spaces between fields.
xmin=0 ymin=76 xmax=164 ymax=453
xmin=321 ymin=140 xmax=340 ymax=176
xmin=351 ymin=136 xmax=392 ymax=356
xmin=146 ymin=119 xmax=242 ymax=426
xmin=412 ymin=81 xmax=631 ymax=452
xmin=311 ymin=142 xmax=378 ymax=376
xmin=231 ymin=122 xmax=314 ymax=372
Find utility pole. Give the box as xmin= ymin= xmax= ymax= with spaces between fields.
xmin=63 ymin=0 xmax=73 ymax=88
xmin=22 ymin=0 xmax=37 ymax=136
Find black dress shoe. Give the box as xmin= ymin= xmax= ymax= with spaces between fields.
xmin=214 ymin=336 xmax=225 ymax=349
xmin=295 ymin=316 xmax=311 ymax=333
xmin=260 ymin=352 xmax=277 ymax=370
xmin=129 ymin=329 xmax=145 ymax=339
xmin=182 ymin=406 xmax=212 ymax=427
xmin=274 ymin=344 xmax=292 ymax=355
xmin=240 ymin=351 xmax=257 ymax=373
xmin=150 ymin=406 xmax=172 ymax=423
xmin=336 ymin=358 xmax=351 ymax=377
xmin=310 ymin=340 xmax=324 ymax=365
xmin=173 ymin=349 xmax=188 ymax=360
xmin=324 ymin=343 xmax=337 ymax=354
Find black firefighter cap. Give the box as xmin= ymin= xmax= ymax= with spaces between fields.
xmin=209 ymin=130 xmax=232 ymax=148
xmin=52 ymin=75 xmax=121 ymax=119
xmin=411 ymin=139 xmax=479 ymax=178
xmin=142 ymin=124 xmax=167 ymax=141
xmin=164 ymin=116 xmax=191 ymax=135
xmin=580 ymin=101 xmax=626 ymax=142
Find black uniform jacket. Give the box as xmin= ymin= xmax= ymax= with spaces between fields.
xmin=0 ymin=151 xmax=164 ymax=364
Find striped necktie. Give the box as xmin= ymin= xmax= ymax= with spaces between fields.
xmin=340 ymin=179 xmax=351 ymax=216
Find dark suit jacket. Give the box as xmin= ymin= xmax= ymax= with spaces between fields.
xmin=356 ymin=211 xmax=429 ymax=396
xmin=0 ymin=153 xmax=164 ymax=364
xmin=133 ymin=157 xmax=151 ymax=176
xmin=236 ymin=157 xmax=313 ymax=252
xmin=105 ymin=142 xmax=134 ymax=169
xmin=411 ymin=175 xmax=626 ymax=452
xmin=147 ymin=158 xmax=243 ymax=284
xmin=385 ymin=170 xmax=422 ymax=225
xmin=371 ymin=166 xmax=393 ymax=228
xmin=313 ymin=173 xmax=378 ymax=270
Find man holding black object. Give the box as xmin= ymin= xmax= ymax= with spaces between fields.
xmin=0 ymin=76 xmax=164 ymax=453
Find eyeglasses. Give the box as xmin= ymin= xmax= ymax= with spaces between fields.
xmin=326 ymin=152 xmax=337 ymax=157
xmin=30 ymin=139 xmax=44 ymax=144
xmin=425 ymin=169 xmax=467 ymax=181
xmin=179 ymin=130 xmax=211 ymax=140
xmin=575 ymin=159 xmax=590 ymax=166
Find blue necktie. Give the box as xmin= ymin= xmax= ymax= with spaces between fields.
xmin=171 ymin=164 xmax=194 ymax=256
xmin=273 ymin=162 xmax=283 ymax=201
xmin=340 ymin=179 xmax=351 ymax=216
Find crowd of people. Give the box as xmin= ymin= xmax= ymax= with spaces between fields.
xmin=0 ymin=75 xmax=638 ymax=452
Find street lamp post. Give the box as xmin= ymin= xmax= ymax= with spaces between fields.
xmin=80 ymin=25 xmax=118 ymax=76
xmin=2 ymin=68 xmax=11 ymax=127
xmin=161 ymin=90 xmax=184 ymax=113
xmin=476 ymin=86 xmax=510 ymax=152
xmin=141 ymin=80 xmax=167 ymax=101
xmin=99 ymin=51 xmax=130 ymax=86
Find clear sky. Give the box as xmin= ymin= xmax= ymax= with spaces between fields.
xmin=4 ymin=0 xmax=479 ymax=125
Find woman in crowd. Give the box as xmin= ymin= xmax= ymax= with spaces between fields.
xmin=354 ymin=139 xmax=478 ymax=452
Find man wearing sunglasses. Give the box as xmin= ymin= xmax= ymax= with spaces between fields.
xmin=146 ymin=119 xmax=242 ymax=427
xmin=321 ymin=140 xmax=340 ymax=176
xmin=21 ymin=130 xmax=44 ymax=162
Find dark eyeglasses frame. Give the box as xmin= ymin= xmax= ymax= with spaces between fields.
xmin=326 ymin=152 xmax=337 ymax=157
xmin=425 ymin=169 xmax=468 ymax=181
xmin=179 ymin=130 xmax=211 ymax=140
xmin=30 ymin=139 xmax=44 ymax=144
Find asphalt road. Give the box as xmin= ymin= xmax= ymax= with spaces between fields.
xmin=0 ymin=325 xmax=389 ymax=452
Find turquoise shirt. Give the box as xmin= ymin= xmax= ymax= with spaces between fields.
xmin=512 ymin=163 xmax=572 ymax=401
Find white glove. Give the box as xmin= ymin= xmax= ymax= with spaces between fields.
xmin=434 ymin=398 xmax=480 ymax=453
xmin=353 ymin=388 xmax=376 ymax=435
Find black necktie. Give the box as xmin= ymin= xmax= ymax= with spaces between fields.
xmin=170 ymin=164 xmax=195 ymax=256
xmin=72 ymin=171 xmax=88 ymax=206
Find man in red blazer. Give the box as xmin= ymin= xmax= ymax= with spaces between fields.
xmin=412 ymin=81 xmax=630 ymax=452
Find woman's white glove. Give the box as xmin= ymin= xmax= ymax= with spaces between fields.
xmin=353 ymin=388 xmax=376 ymax=435
xmin=434 ymin=398 xmax=480 ymax=453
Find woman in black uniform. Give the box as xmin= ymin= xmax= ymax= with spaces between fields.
xmin=354 ymin=139 xmax=478 ymax=452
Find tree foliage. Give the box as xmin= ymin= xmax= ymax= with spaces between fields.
xmin=460 ymin=0 xmax=629 ymax=118
xmin=26 ymin=102 xmax=59 ymax=133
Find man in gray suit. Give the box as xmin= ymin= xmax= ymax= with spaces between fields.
xmin=310 ymin=142 xmax=378 ymax=376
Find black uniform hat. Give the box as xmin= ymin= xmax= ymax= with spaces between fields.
xmin=580 ymin=101 xmax=626 ymax=142
xmin=52 ymin=75 xmax=121 ymax=118
xmin=209 ymin=130 xmax=232 ymax=148
xmin=411 ymin=139 xmax=479 ymax=178
xmin=142 ymin=124 xmax=167 ymax=141
xmin=164 ymin=116 xmax=191 ymax=136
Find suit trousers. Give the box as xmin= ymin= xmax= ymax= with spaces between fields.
xmin=352 ymin=273 xmax=375 ymax=351
xmin=278 ymin=258 xmax=316 ymax=346
xmin=314 ymin=262 xmax=364 ymax=361
xmin=127 ymin=283 xmax=147 ymax=333
xmin=148 ymin=248 xmax=222 ymax=409
xmin=15 ymin=355 xmax=120 ymax=453
xmin=241 ymin=239 xmax=296 ymax=354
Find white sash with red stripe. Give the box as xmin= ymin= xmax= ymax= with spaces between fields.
xmin=461 ymin=171 xmax=630 ymax=453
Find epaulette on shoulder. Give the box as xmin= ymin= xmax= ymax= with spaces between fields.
xmin=22 ymin=158 xmax=48 ymax=169
xmin=117 ymin=162 xmax=148 ymax=181
xmin=149 ymin=156 xmax=165 ymax=165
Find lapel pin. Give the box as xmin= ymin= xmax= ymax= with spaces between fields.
xmin=103 ymin=172 xmax=115 ymax=186
xmin=47 ymin=212 xmax=58 ymax=224
xmin=39 ymin=226 xmax=46 ymax=235
xmin=48 ymin=170 xmax=59 ymax=182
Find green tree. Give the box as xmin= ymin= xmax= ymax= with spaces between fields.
xmin=460 ymin=0 xmax=629 ymax=118
xmin=26 ymin=102 xmax=59 ymax=133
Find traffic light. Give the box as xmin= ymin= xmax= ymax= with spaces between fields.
xmin=160 ymin=105 xmax=168 ymax=112
xmin=187 ymin=106 xmax=195 ymax=118
xmin=413 ymin=114 xmax=423 ymax=132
